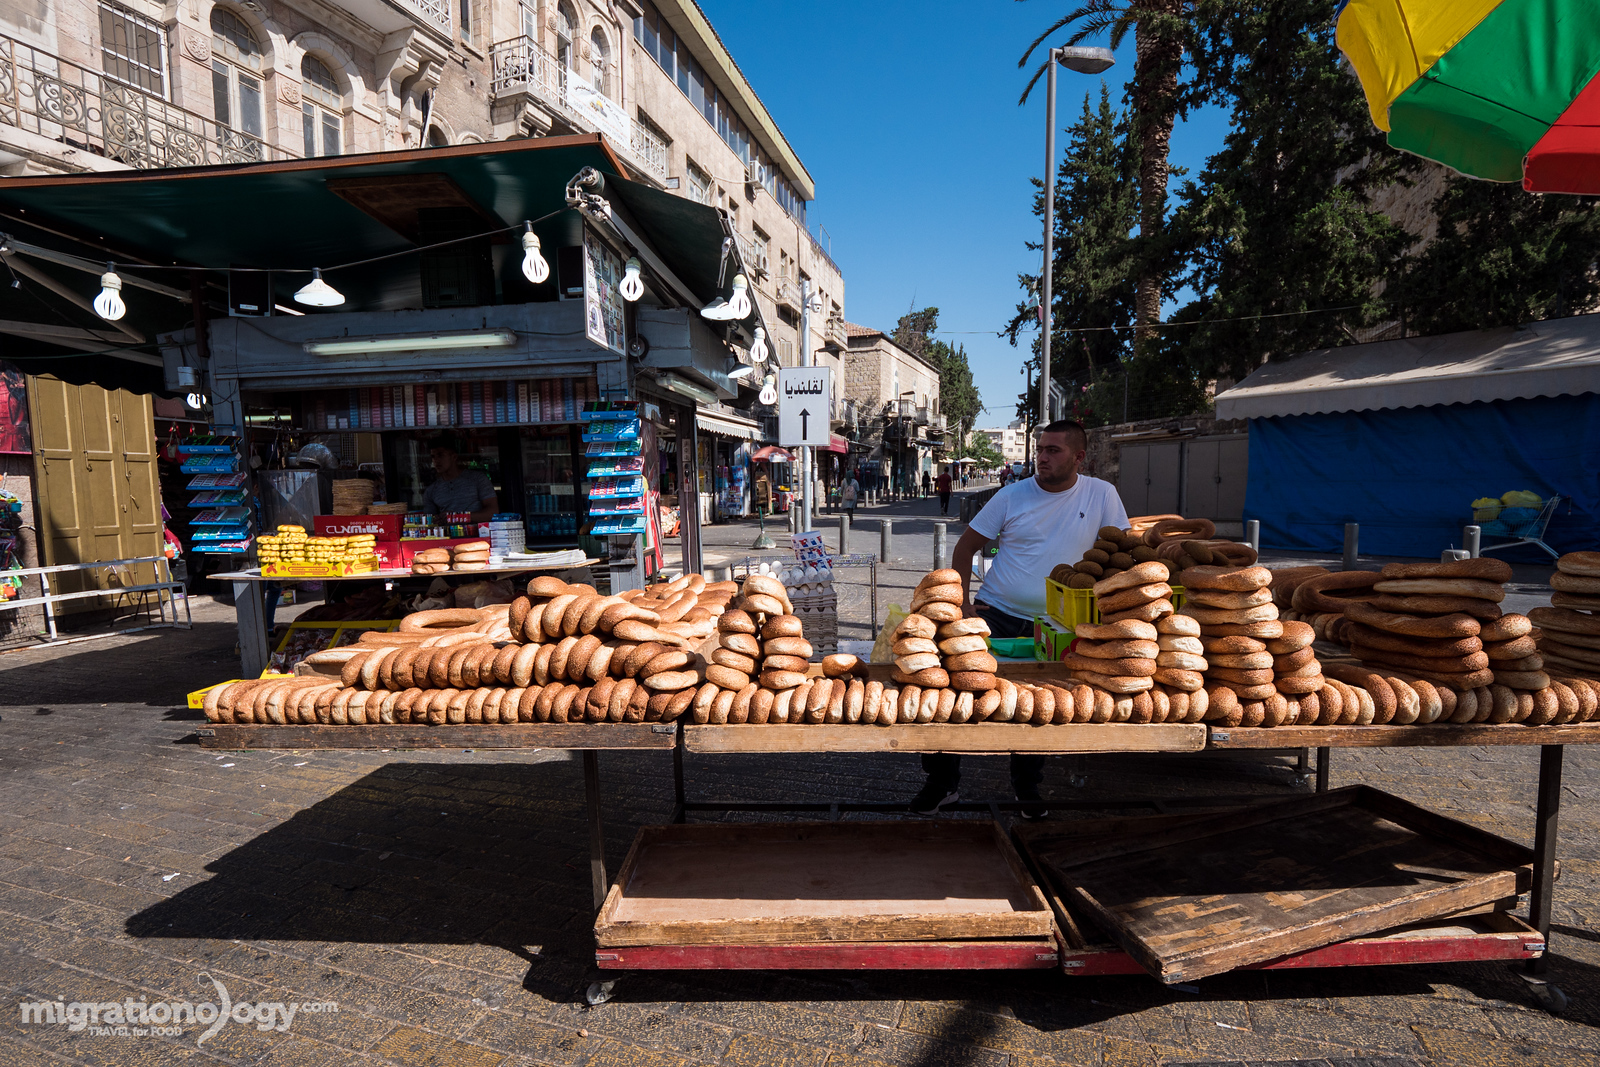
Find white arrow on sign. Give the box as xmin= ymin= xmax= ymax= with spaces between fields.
xmin=778 ymin=366 xmax=832 ymax=447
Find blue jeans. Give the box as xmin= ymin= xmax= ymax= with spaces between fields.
xmin=920 ymin=601 xmax=1044 ymax=793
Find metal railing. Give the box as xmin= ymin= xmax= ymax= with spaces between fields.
xmin=0 ymin=33 xmax=290 ymax=169
xmin=0 ymin=554 xmax=191 ymax=639
xmin=400 ymin=0 xmax=452 ymax=34
xmin=490 ymin=35 xmax=667 ymax=182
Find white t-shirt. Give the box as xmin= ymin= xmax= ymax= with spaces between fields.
xmin=969 ymin=475 xmax=1129 ymax=621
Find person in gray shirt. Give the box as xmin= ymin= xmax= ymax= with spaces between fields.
xmin=422 ymin=436 xmax=497 ymax=520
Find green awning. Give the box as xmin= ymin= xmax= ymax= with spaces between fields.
xmin=0 ymin=135 xmax=734 ymax=392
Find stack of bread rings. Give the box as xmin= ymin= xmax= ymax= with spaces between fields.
xmin=1535 ymin=553 xmax=1600 ymax=688
xmin=1175 ymin=565 xmax=1314 ymax=728
xmin=1048 ymin=520 xmax=1262 ymax=592
xmin=201 ymin=574 xmax=736 ymax=727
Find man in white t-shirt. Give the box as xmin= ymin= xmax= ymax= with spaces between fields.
xmin=909 ymin=419 xmax=1128 ymax=819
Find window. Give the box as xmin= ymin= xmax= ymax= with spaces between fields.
xmin=300 ymin=56 xmax=342 ymax=158
xmin=427 ymin=125 xmax=449 ymax=147
xmin=555 ymin=2 xmax=576 ymax=68
xmin=99 ymin=1 xmax=167 ymax=96
xmin=686 ymin=160 xmax=710 ymax=205
xmin=778 ymin=339 xmax=793 ymax=367
xmin=519 ymin=1 xmax=537 ymax=40
xmin=459 ymin=0 xmax=472 ymax=44
xmin=210 ymin=8 xmax=264 ymax=140
xmin=589 ymin=27 xmax=611 ymax=98
xmin=753 ymin=228 xmax=770 ymax=273
xmin=778 ymin=249 xmax=791 ymax=281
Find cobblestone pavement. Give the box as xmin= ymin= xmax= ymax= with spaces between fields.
xmin=2 ymin=513 xmax=1597 ymax=1066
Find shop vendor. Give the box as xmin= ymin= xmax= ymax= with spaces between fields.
xmin=423 ymin=435 xmax=498 ymax=522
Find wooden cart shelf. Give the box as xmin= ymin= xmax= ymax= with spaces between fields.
xmin=1208 ymin=723 xmax=1600 ymax=749
xmin=196 ymin=723 xmax=677 ymax=750
xmin=682 ymin=722 xmax=1206 ymax=754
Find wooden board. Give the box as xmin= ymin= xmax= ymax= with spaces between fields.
xmin=840 ymin=661 xmax=1075 ymax=684
xmin=196 ymin=723 xmax=677 ymax=750
xmin=596 ymin=939 xmax=1060 ymax=970
xmin=1057 ymin=913 xmax=1543 ymax=976
xmin=1022 ymin=785 xmax=1534 ymax=984
xmin=683 ymin=722 xmax=1206 ymax=755
xmin=594 ymin=820 xmax=1054 ymax=947
xmin=1207 ymin=723 xmax=1600 ymax=749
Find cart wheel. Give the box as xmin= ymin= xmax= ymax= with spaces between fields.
xmin=1531 ymin=982 xmax=1569 ymax=1013
xmin=585 ymin=980 xmax=617 ymax=1007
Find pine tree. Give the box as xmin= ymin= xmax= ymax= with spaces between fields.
xmin=1391 ymin=180 xmax=1600 ymax=334
xmin=1161 ymin=0 xmax=1406 ymax=382
xmin=892 ymin=307 xmax=984 ymax=447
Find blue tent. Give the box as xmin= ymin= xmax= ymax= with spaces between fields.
xmin=1215 ymin=316 xmax=1600 ymax=562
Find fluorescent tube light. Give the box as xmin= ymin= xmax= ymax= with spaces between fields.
xmin=304 ymin=329 xmax=518 ymax=356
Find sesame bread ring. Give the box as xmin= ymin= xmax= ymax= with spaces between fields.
xmin=840 ymin=678 xmax=865 ymax=724
xmin=716 ymin=633 xmax=759 ymax=659
xmin=531 ymin=642 xmax=559 ymax=686
xmin=1379 ymin=557 xmax=1513 ymax=583
xmin=761 ymin=654 xmax=809 ymax=674
xmin=717 ymin=608 xmax=757 ymax=634
xmin=905 ymin=667 xmax=950 ymax=689
xmin=1323 ymin=663 xmax=1397 ymax=723
xmin=764 ymin=636 xmax=813 ymax=658
xmin=544 ymin=636 xmax=577 ymax=681
xmin=936 ymin=634 xmax=988 ymax=656
xmin=539 ymin=594 xmax=577 ymax=639
xmin=641 ymin=650 xmax=693 ymax=678
xmin=824 ymin=679 xmax=849 ymax=724
xmin=700 ymin=664 xmax=749 ymax=690
xmin=1102 ymin=600 xmax=1176 ymax=625
xmin=1147 ymin=687 xmax=1171 ymax=724
xmin=1373 ymin=578 xmax=1505 ymax=603
xmin=770 ymin=685 xmax=798 ymax=723
xmin=761 ymin=615 xmax=805 ymax=640
xmin=823 ymin=653 xmax=868 ymax=679
xmin=340 ymin=652 xmax=372 ymax=689
xmin=502 ymin=643 xmax=536 ymax=688
xmin=1202 ymin=684 xmax=1240 ymax=725
xmin=510 ymin=685 xmax=536 ymax=722
xmin=399 ymin=607 xmax=485 ymax=632
xmin=619 ymin=642 xmax=661 ymax=678
xmin=485 ymin=645 xmax=517 ymax=687
xmin=453 ymin=644 xmax=486 ymax=689
xmin=1209 ymin=651 xmax=1275 ymax=670
xmin=445 ymin=646 xmax=475 ymax=689
xmin=518 ymin=602 xmax=547 ymax=644
xmin=894 ymin=637 xmax=940 ymax=656
xmin=1181 ymin=603 xmax=1281 ymax=626
xmin=604 ymin=678 xmax=634 ymax=722
xmin=929 ymin=687 xmax=955 ymax=723
xmin=1180 ymin=565 xmax=1272 ymax=592
xmin=800 ymin=679 xmax=828 ymax=723
xmin=740 ymin=592 xmax=788 ymax=617
xmin=918 ymin=687 xmax=943 ymax=724
xmin=1208 ymin=666 xmax=1274 ymax=687
xmin=711 ymin=648 xmax=759 ymax=673
xmin=445 ymin=688 xmax=471 ymax=725
xmin=1556 ymin=551 xmax=1600 ymax=578
xmin=614 ymin=620 xmax=688 ymax=647
xmin=1551 ymin=591 xmax=1600 ymax=611
xmin=1098 ymin=583 xmax=1174 ymax=616
xmin=1026 ymin=686 xmax=1055 ymax=725
xmin=1306 ymin=681 xmax=1338 ymax=724
xmin=920 ymin=602 xmax=964 ymax=623
xmin=1156 ymin=651 xmax=1208 ymax=672
xmin=938 ymin=618 xmax=992 ymax=639
xmin=743 ymin=573 xmax=791 ymax=603
xmin=894 ymin=685 xmax=920 ymax=723
xmin=911 ymin=583 xmax=964 ymax=608
xmin=508 ymin=596 xmax=532 ymax=637
xmin=1264 ymin=621 xmax=1316 ymax=654
xmin=1369 ymin=594 xmax=1502 ymax=619
xmin=1151 ymin=667 xmax=1204 ymax=692
xmin=971 ymin=689 xmax=999 ymax=723
xmin=916 ymin=568 xmax=962 ymax=591
xmin=1228 ymin=684 xmax=1278 ymax=703
xmin=1186 ymin=587 xmax=1274 ymax=611
xmin=653 ymin=687 xmax=692 ymax=724
xmin=1202 ymin=635 xmax=1266 ymax=655
xmin=895 ymin=614 xmax=937 ymax=640
xmin=1072 ymin=670 xmax=1154 ymax=694
xmin=1079 ymin=639 xmax=1161 ymax=660
xmin=1272 ymin=647 xmax=1317 ymax=671
xmin=757 ymin=669 xmax=805 ymax=690
xmin=947 ymin=651 xmax=999 ymax=673
xmin=1094 ymin=561 xmax=1170 ymax=597
xmin=1346 ymin=624 xmax=1482 ymax=658
xmin=577 ymin=595 xmax=619 ymax=635
xmin=1494 ymin=668 xmax=1551 ymax=690
xmin=1154 ymin=615 xmax=1199 ymax=638
xmin=1346 ymin=602 xmax=1480 ymax=638
xmin=896 ymin=652 xmax=942 ymax=674
xmin=1206 ymin=541 xmax=1259 ymax=567
xmin=1144 ymin=517 xmax=1216 ymax=546
xmin=544 ymin=683 xmax=577 ymax=723
xmin=567 ymin=634 xmax=603 ymax=680
xmin=1530 ymin=606 xmax=1600 ymax=636
xmin=1275 ymin=673 xmax=1326 ymax=696
xmin=1290 ymin=571 xmax=1383 ymax=614
xmin=1076 ymin=619 xmax=1159 ymax=642
xmin=657 ymin=592 xmax=700 ymax=625
xmin=985 ymin=679 xmax=1017 ymax=723
xmin=624 ymin=683 xmax=650 ymax=723
xmin=717 ymin=682 xmax=751 ymax=725
xmin=1481 ymin=614 xmax=1535 ymax=643
xmin=461 ymin=687 xmax=488 ymax=724
xmin=949 ymin=671 xmax=997 ymax=692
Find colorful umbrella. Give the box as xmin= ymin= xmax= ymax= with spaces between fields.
xmin=1336 ymin=0 xmax=1600 ymax=193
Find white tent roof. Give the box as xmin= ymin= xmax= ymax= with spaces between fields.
xmin=1213 ymin=314 xmax=1600 ymax=420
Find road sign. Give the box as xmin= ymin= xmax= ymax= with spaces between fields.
xmin=778 ymin=366 xmax=832 ymax=447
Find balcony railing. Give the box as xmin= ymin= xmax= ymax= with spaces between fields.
xmin=0 ymin=33 xmax=291 ymax=170
xmin=490 ymin=36 xmax=666 ymax=183
xmin=399 ymin=0 xmax=452 ymax=35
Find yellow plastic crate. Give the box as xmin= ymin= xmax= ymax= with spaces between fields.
xmin=1045 ymin=579 xmax=1185 ymax=630
xmin=260 ymin=556 xmax=380 ymax=577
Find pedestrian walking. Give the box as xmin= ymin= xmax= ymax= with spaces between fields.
xmin=936 ymin=468 xmax=953 ymax=516
xmin=841 ymin=472 xmax=860 ymax=522
xmin=921 ymin=470 xmax=932 ymax=498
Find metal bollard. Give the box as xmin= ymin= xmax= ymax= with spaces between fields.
xmin=933 ymin=522 xmax=947 ymax=571
xmin=1463 ymin=525 xmax=1481 ymax=558
xmin=1342 ymin=523 xmax=1359 ymax=571
xmin=838 ymin=512 xmax=850 ymax=555
xmin=1244 ymin=519 xmax=1260 ymax=551
xmin=880 ymin=518 xmax=893 ymax=563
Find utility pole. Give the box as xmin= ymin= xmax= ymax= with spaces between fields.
xmin=799 ymin=275 xmax=813 ymax=533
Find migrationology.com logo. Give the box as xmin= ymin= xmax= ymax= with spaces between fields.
xmin=19 ymin=974 xmax=337 ymax=1044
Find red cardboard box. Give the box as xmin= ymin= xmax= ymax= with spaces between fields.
xmin=314 ymin=514 xmax=401 ymax=540
xmin=396 ymin=537 xmax=487 ymax=567
xmin=372 ymin=541 xmax=403 ymax=568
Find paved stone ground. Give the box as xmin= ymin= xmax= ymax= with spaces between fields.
xmin=1 ymin=491 xmax=1597 ymax=1066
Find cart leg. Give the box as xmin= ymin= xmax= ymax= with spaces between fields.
xmin=1526 ymin=744 xmax=1562 ymax=977
xmin=583 ymin=750 xmax=607 ymax=912
xmin=1316 ymin=747 xmax=1331 ymax=794
xmin=672 ymin=742 xmax=687 ymax=824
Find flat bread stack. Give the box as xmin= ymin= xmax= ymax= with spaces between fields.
xmin=412 ymin=547 xmax=451 ymax=575
xmin=1284 ymin=568 xmax=1384 ymax=645
xmin=1176 ymin=565 xmax=1308 ymax=727
xmin=331 ymin=478 xmax=376 ymax=515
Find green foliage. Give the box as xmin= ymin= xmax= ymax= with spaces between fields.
xmin=894 ymin=306 xmax=984 ymax=447
xmin=1390 ymin=179 xmax=1600 ymax=335
xmin=958 ymin=433 xmax=1005 ymax=468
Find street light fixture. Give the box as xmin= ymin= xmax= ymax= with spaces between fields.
xmin=1040 ymin=44 xmax=1115 ymax=425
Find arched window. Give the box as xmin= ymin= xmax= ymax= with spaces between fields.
xmin=589 ymin=27 xmax=611 ymax=98
xmin=300 ymin=55 xmax=342 ymax=157
xmin=210 ymin=7 xmax=263 ymax=139
xmin=555 ymin=2 xmax=576 ymax=69
xmin=426 ymin=124 xmax=449 ymax=147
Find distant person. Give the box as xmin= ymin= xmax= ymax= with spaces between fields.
xmin=841 ymin=472 xmax=860 ymax=522
xmin=921 ymin=470 xmax=932 ymax=498
xmin=423 ymin=435 xmax=498 ymax=521
xmin=936 ymin=469 xmax=953 ymax=516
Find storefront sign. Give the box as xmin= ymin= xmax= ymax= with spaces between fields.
xmin=778 ymin=366 xmax=832 ymax=447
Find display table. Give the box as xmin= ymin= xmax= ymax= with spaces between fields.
xmin=193 ymin=714 xmax=1586 ymax=1007
xmin=213 ymin=559 xmax=600 ymax=583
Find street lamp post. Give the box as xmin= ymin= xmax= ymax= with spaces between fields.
xmin=1041 ymin=45 xmax=1115 ymax=426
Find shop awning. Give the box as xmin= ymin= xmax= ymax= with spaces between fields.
xmin=1214 ymin=314 xmax=1600 ymax=420
xmin=0 ymin=135 xmax=743 ymax=392
xmin=751 ymin=445 xmax=794 ymax=463
xmin=696 ymin=409 xmax=761 ymax=440
xmin=826 ymin=434 xmax=848 ymax=454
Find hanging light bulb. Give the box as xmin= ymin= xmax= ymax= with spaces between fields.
xmin=758 ymin=374 xmax=777 ymax=407
xmin=293 ymin=268 xmax=344 ymax=308
xmin=93 ymin=264 xmax=125 ymax=321
xmin=727 ymin=273 xmax=751 ymax=319
xmin=749 ymin=326 xmax=768 ymax=364
xmin=521 ymin=222 xmax=549 ymax=284
xmin=618 ymin=257 xmax=644 ymax=302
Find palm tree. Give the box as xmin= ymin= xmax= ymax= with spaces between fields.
xmin=1019 ymin=0 xmax=1191 ymax=357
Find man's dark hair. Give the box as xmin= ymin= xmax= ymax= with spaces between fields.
xmin=429 ymin=434 xmax=463 ymax=454
xmin=1040 ymin=419 xmax=1088 ymax=450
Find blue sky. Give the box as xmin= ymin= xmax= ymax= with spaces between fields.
xmin=697 ymin=0 xmax=1230 ymax=426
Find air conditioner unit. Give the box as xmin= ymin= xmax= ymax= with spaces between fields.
xmin=744 ymin=161 xmax=761 ymax=186
xmin=755 ymin=250 xmax=771 ymax=276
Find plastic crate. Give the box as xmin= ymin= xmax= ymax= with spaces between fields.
xmin=1045 ymin=579 xmax=1185 ymax=629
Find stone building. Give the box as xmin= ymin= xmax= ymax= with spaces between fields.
xmin=975 ymin=421 xmax=1028 ymax=466
xmin=840 ymin=321 xmax=943 ymax=495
